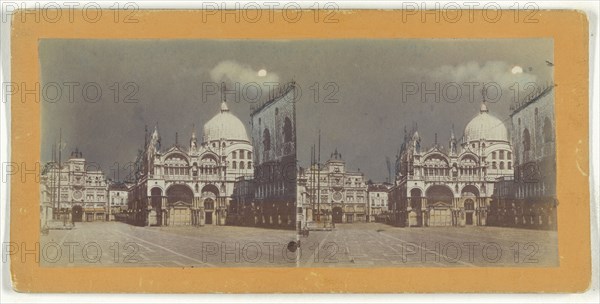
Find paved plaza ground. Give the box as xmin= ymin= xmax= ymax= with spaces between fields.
xmin=39 ymin=221 xmax=558 ymax=267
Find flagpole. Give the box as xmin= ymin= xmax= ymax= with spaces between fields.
xmin=317 ymin=129 xmax=321 ymax=223
xmin=58 ymin=128 xmax=63 ymax=225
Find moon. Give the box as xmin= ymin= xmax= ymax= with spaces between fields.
xmin=511 ymin=66 xmax=523 ymax=74
xmin=257 ymin=69 xmax=267 ymax=77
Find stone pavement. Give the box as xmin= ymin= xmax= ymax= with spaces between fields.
xmin=38 ymin=221 xmax=558 ymax=267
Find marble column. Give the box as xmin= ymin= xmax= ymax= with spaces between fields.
xmin=161 ymin=197 xmax=168 ymax=226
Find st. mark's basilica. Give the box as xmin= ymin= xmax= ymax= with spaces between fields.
xmin=128 ymin=101 xmax=254 ymax=226
xmin=389 ymin=101 xmax=514 ymax=227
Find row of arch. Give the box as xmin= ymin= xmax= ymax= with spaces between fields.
xmin=410 ymin=184 xmax=481 ymax=202
xmin=422 ymin=152 xmax=480 ymax=166
xmin=164 ymin=149 xmax=253 ymax=166
xmin=151 ymin=184 xmax=220 ymax=203
xmin=231 ymin=161 xmax=252 ymax=170
xmin=261 ymin=116 xmax=293 ymax=152
xmin=519 ymin=115 xmax=554 ymax=153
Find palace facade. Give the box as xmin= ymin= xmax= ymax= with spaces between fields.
xmin=127 ymin=100 xmax=254 ymax=226
xmin=248 ymin=83 xmax=297 ymax=229
xmin=489 ymin=85 xmax=557 ymax=229
xmin=389 ymin=101 xmax=513 ymax=227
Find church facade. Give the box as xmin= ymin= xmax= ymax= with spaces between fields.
xmin=127 ymin=101 xmax=254 ymax=226
xmin=389 ymin=102 xmax=513 ymax=227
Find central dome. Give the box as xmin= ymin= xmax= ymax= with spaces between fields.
xmin=203 ymin=101 xmax=249 ymax=143
xmin=463 ymin=102 xmax=509 ymax=143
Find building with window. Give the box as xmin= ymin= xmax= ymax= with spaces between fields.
xmin=40 ymin=149 xmax=108 ymax=223
xmin=127 ymin=100 xmax=253 ymax=226
xmin=108 ymin=182 xmax=130 ymax=220
xmin=367 ymin=183 xmax=391 ymax=222
xmin=299 ymin=149 xmax=368 ymax=224
xmin=389 ymin=101 xmax=513 ymax=227
xmin=489 ymin=85 xmax=556 ymax=229
xmin=249 ymin=82 xmax=297 ymax=229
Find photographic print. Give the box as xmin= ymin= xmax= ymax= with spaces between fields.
xmin=37 ymin=39 xmax=558 ymax=268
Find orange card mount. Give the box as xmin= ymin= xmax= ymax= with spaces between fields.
xmin=7 ymin=9 xmax=590 ymax=293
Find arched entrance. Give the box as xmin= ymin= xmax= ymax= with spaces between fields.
xmin=426 ymin=185 xmax=454 ymax=226
xmin=166 ymin=185 xmax=193 ymax=226
xmin=201 ymin=184 xmax=219 ymax=225
xmin=464 ymin=199 xmax=475 ymax=225
xmin=204 ymin=198 xmax=215 ymax=225
xmin=150 ymin=187 xmax=163 ymax=226
xmin=410 ymin=188 xmax=423 ymax=226
xmin=332 ymin=207 xmax=343 ymax=223
xmin=72 ymin=205 xmax=83 ymax=222
xmin=461 ymin=185 xmax=479 ymax=226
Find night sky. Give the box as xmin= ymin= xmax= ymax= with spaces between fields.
xmin=39 ymin=39 xmax=552 ymax=182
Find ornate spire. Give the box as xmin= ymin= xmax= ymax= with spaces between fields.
xmin=150 ymin=124 xmax=161 ymax=151
xmin=480 ymin=87 xmax=489 ymax=113
xmin=449 ymin=124 xmax=457 ymax=155
xmin=480 ymin=101 xmax=489 ymax=113
xmin=221 ymin=82 xmax=230 ymax=113
xmin=331 ymin=148 xmax=342 ymax=160
xmin=221 ymin=100 xmax=229 ymax=113
xmin=190 ymin=124 xmax=197 ymax=151
xmin=152 ymin=124 xmax=159 ymax=139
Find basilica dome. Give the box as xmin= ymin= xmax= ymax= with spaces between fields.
xmin=463 ymin=102 xmax=509 ymax=143
xmin=203 ymin=101 xmax=250 ymax=143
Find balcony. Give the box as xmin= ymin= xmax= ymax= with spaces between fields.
xmin=407 ymin=175 xmax=491 ymax=183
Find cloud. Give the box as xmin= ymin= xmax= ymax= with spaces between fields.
xmin=429 ymin=61 xmax=537 ymax=87
xmin=416 ymin=60 xmax=544 ymax=105
xmin=209 ymin=60 xmax=281 ymax=101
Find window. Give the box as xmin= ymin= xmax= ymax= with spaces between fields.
xmin=283 ymin=117 xmax=293 ymax=143
xmin=240 ymin=150 xmax=245 ymax=159
xmin=508 ymin=152 xmax=512 ymax=160
xmin=543 ymin=117 xmax=554 ymax=143
xmin=232 ymin=151 xmax=237 ymax=159
xmin=492 ymin=162 xmax=497 ymax=169
xmin=240 ymin=161 xmax=245 ymax=169
xmin=492 ymin=151 xmax=496 ymax=159
xmin=508 ymin=162 xmax=512 ymax=169
xmin=263 ymin=129 xmax=271 ymax=151
xmin=232 ymin=161 xmax=237 ymax=169
xmin=523 ymin=128 xmax=531 ymax=152
xmin=247 ymin=161 xmax=252 ymax=169
xmin=499 ymin=151 xmax=504 ymax=159
xmin=247 ymin=151 xmax=252 ymax=159
xmin=500 ymin=162 xmax=504 ymax=170
xmin=204 ymin=199 xmax=214 ymax=210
